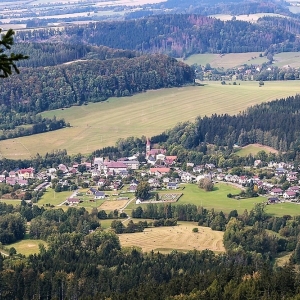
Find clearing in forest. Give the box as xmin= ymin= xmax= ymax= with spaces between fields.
xmin=9 ymin=239 xmax=47 ymax=256
xmin=236 ymin=143 xmax=279 ymax=157
xmin=118 ymin=221 xmax=225 ymax=253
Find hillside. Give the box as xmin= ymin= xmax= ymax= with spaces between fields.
xmin=15 ymin=15 xmax=296 ymax=57
xmin=0 ymin=53 xmax=194 ymax=112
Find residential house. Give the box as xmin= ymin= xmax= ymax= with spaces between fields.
xmin=128 ymin=184 xmax=137 ymax=193
xmin=165 ymin=156 xmax=177 ymax=166
xmin=268 ymin=197 xmax=279 ymax=204
xmin=0 ymin=175 xmax=5 ymax=182
xmin=149 ymin=168 xmax=170 ymax=176
xmin=18 ymin=167 xmax=35 ymax=179
xmin=167 ymin=182 xmax=178 ymax=190
xmin=94 ymin=191 xmax=105 ymax=199
xmin=86 ymin=188 xmax=98 ymax=195
xmin=193 ymin=165 xmax=204 ymax=173
xmin=270 ymin=188 xmax=283 ymax=196
xmin=67 ymin=198 xmax=80 ymax=205
xmin=283 ymin=191 xmax=297 ymax=200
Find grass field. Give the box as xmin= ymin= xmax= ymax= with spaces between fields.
xmin=1 ymin=81 xmax=300 ymax=159
xmin=183 ymin=52 xmax=300 ymax=70
xmin=118 ymin=221 xmax=225 ymax=253
xmin=38 ymin=189 xmax=72 ymax=206
xmin=10 ymin=238 xmax=47 ymax=256
xmin=182 ymin=52 xmax=267 ymax=69
xmin=236 ymin=143 xmax=278 ymax=157
xmin=125 ymin=183 xmax=265 ymax=214
xmin=125 ymin=183 xmax=300 ymax=217
xmin=0 ymin=199 xmax=21 ymax=206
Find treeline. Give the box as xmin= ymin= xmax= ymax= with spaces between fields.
xmin=156 ymin=94 xmax=300 ymax=153
xmin=1 ymin=215 xmax=300 ymax=298
xmin=29 ymin=207 xmax=100 ymax=240
xmin=0 ymin=116 xmax=67 ymax=141
xmin=132 ymin=203 xmax=294 ymax=258
xmin=0 ymin=212 xmax=26 ymax=244
xmin=15 ymin=14 xmax=295 ymax=57
xmin=11 ymin=43 xmax=139 ymax=68
xmin=1 ymin=54 xmax=194 ymax=113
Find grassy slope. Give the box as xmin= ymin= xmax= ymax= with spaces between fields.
xmin=0 ymin=81 xmax=299 ymax=158
xmin=236 ymin=144 xmax=278 ymax=157
xmin=182 ymin=52 xmax=267 ymax=69
xmin=182 ymin=52 xmax=300 ymax=69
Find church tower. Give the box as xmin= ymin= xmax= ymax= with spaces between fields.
xmin=146 ymin=138 xmax=151 ymax=153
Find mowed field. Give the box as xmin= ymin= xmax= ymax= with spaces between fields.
xmin=125 ymin=183 xmax=300 ymax=217
xmin=10 ymin=238 xmax=47 ymax=256
xmin=182 ymin=52 xmax=267 ymax=68
xmin=182 ymin=52 xmax=300 ymax=69
xmin=118 ymin=221 xmax=225 ymax=253
xmin=99 ymin=200 xmax=129 ymax=211
xmin=236 ymin=143 xmax=279 ymax=157
xmin=1 ymin=81 xmax=300 ymax=159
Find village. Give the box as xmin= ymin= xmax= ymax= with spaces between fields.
xmin=0 ymin=138 xmax=300 ymax=209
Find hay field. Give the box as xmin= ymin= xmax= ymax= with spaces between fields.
xmin=1 ymin=81 xmax=300 ymax=158
xmin=99 ymin=200 xmax=129 ymax=211
xmin=182 ymin=52 xmax=267 ymax=69
xmin=183 ymin=52 xmax=300 ymax=69
xmin=118 ymin=222 xmax=225 ymax=253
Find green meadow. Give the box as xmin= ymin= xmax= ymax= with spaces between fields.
xmin=1 ymin=80 xmax=299 ymax=159
xmin=9 ymin=237 xmax=47 ymax=256
xmin=235 ymin=144 xmax=278 ymax=157
xmin=124 ymin=183 xmax=300 ymax=217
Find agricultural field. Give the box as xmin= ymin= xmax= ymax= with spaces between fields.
xmin=99 ymin=200 xmax=129 ymax=211
xmin=210 ymin=13 xmax=287 ymax=23
xmin=235 ymin=143 xmax=278 ymax=157
xmin=182 ymin=52 xmax=267 ymax=69
xmin=118 ymin=221 xmax=225 ymax=253
xmin=9 ymin=238 xmax=47 ymax=256
xmin=1 ymin=81 xmax=300 ymax=159
xmin=38 ymin=189 xmax=73 ymax=206
xmin=182 ymin=52 xmax=300 ymax=70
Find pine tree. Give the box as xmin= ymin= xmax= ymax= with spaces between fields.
xmin=0 ymin=29 xmax=28 ymax=78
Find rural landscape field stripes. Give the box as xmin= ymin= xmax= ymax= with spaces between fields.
xmin=1 ymin=80 xmax=299 ymax=159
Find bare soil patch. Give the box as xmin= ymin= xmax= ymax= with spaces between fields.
xmin=99 ymin=200 xmax=129 ymax=211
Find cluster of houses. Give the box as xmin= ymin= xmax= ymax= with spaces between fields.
xmin=2 ymin=139 xmax=300 ymax=206
xmin=0 ymin=167 xmax=34 ymax=186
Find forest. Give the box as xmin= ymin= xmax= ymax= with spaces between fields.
xmin=15 ymin=15 xmax=296 ymax=57
xmin=0 ymin=53 xmax=194 ymax=112
xmin=2 ymin=200 xmax=300 ymax=298
xmin=151 ymin=94 xmax=300 ymax=154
